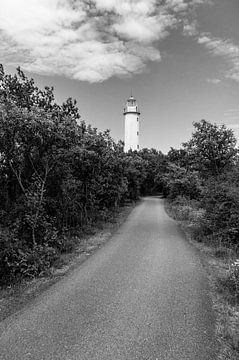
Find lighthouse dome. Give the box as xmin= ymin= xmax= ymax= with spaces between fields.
xmin=127 ymin=95 xmax=136 ymax=107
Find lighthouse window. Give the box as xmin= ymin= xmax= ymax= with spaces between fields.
xmin=137 ymin=131 xmax=139 ymax=136
xmin=137 ymin=145 xmax=139 ymax=149
xmin=137 ymin=117 xmax=139 ymax=121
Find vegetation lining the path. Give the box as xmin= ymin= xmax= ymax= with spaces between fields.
xmin=161 ymin=120 xmax=239 ymax=360
xmin=1 ymin=67 xmax=239 ymax=358
xmin=0 ymin=66 xmax=165 ymax=286
xmin=0 ymin=201 xmax=135 ymax=322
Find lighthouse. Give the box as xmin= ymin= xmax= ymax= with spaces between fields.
xmin=123 ymin=94 xmax=140 ymax=152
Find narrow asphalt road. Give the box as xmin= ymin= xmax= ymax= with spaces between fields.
xmin=0 ymin=197 xmax=217 ymax=360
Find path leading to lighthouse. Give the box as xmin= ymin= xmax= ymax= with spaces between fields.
xmin=0 ymin=197 xmax=217 ymax=360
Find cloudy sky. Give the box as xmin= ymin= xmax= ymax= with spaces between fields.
xmin=1 ymin=0 xmax=239 ymax=152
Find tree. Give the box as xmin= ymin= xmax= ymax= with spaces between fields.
xmin=124 ymin=151 xmax=147 ymax=200
xmin=138 ymin=148 xmax=167 ymax=195
xmin=183 ymin=119 xmax=238 ymax=177
xmin=157 ymin=163 xmax=201 ymax=200
xmin=167 ymin=147 xmax=189 ymax=168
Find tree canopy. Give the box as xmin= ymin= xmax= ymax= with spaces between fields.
xmin=1 ymin=65 xmax=238 ymax=285
xmin=183 ymin=119 xmax=238 ymax=177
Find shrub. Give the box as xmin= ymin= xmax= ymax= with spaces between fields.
xmin=169 ymin=196 xmax=202 ymax=221
xmin=0 ymin=227 xmax=58 ymax=284
xmin=201 ymin=181 xmax=239 ymax=245
xmin=219 ymin=259 xmax=239 ymax=304
xmin=161 ymin=164 xmax=202 ymax=200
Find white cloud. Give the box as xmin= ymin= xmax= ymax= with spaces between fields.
xmin=0 ymin=0 xmax=212 ymax=82
xmin=94 ymin=0 xmax=157 ymax=14
xmin=113 ymin=14 xmax=176 ymax=43
xmin=206 ymin=78 xmax=221 ymax=84
xmin=165 ymin=0 xmax=188 ymax=13
xmin=183 ymin=19 xmax=198 ymax=37
xmin=198 ymin=33 xmax=239 ymax=82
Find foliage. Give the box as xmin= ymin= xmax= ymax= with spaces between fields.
xmin=228 ymin=260 xmax=239 ymax=296
xmin=164 ymin=119 xmax=239 ymax=248
xmin=218 ymin=259 xmax=239 ymax=305
xmin=201 ymin=180 xmax=239 ymax=244
xmin=0 ymin=227 xmax=58 ymax=283
xmin=0 ymin=65 xmax=167 ymax=285
xmin=138 ymin=148 xmax=167 ymax=195
xmin=167 ymin=147 xmax=189 ymax=168
xmin=158 ymin=163 xmax=202 ymax=200
xmin=183 ymin=119 xmax=238 ymax=177
xmin=1 ymin=65 xmax=239 ymax=286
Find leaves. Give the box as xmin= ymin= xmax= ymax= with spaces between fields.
xmin=183 ymin=119 xmax=238 ymax=176
xmin=0 ymin=66 xmax=158 ymax=284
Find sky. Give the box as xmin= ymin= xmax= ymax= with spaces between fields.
xmin=0 ymin=0 xmax=239 ymax=153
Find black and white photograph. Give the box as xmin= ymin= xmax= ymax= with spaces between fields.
xmin=0 ymin=1 xmax=238 ymax=359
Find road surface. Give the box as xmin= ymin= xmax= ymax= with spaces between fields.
xmin=0 ymin=197 xmax=217 ymax=359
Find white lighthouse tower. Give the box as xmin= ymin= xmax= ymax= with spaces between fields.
xmin=123 ymin=94 xmax=140 ymax=152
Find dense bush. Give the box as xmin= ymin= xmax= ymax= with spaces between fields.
xmin=0 ymin=66 xmax=165 ymax=284
xmin=201 ymin=181 xmax=239 ymax=244
xmin=218 ymin=259 xmax=239 ymax=303
xmin=138 ymin=148 xmax=167 ymax=195
xmin=183 ymin=119 xmax=238 ymax=177
xmin=164 ymin=120 xmax=239 ymax=248
xmin=158 ymin=164 xmax=202 ymax=200
xmin=1 ymin=66 xmax=238 ymax=285
xmin=0 ymin=228 xmax=58 ymax=282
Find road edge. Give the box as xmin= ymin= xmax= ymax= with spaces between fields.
xmin=0 ymin=201 xmax=138 ymax=323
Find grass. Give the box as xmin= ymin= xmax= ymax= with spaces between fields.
xmin=165 ymin=197 xmax=239 ymax=360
